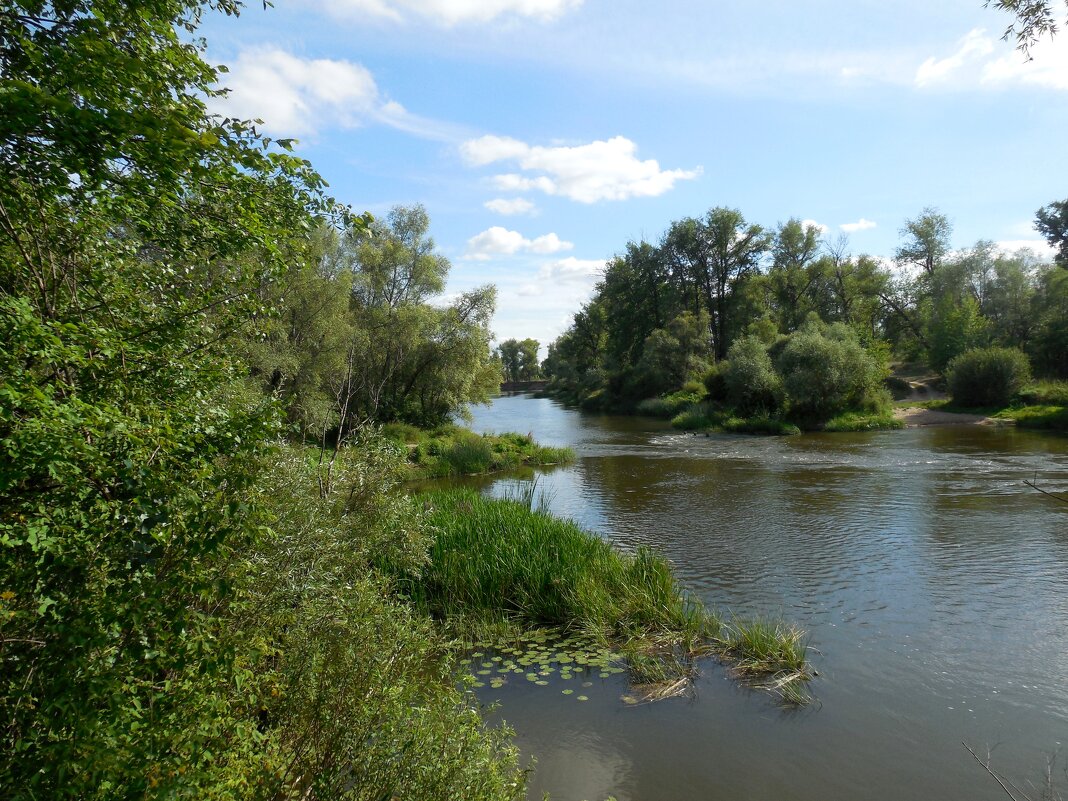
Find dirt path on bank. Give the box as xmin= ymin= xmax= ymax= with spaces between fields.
xmin=893 ymin=406 xmax=995 ymax=427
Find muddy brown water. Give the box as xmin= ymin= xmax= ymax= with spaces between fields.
xmin=448 ymin=393 xmax=1068 ymax=801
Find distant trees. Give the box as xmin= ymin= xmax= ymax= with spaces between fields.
xmin=545 ymin=202 xmax=1068 ymax=413
xmin=498 ymin=338 xmax=541 ymax=382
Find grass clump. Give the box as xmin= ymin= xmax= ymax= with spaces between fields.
xmin=394 ymin=489 xmax=813 ymax=703
xmin=823 ymin=410 xmax=904 ymax=432
xmin=404 ymin=489 xmax=709 ymax=644
xmin=381 ymin=424 xmax=575 ymax=478
xmin=1017 ymin=379 xmax=1068 ymax=406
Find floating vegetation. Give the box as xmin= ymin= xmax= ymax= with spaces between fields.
xmin=401 ymin=491 xmax=815 ymax=705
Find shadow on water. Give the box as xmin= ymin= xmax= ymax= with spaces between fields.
xmin=453 ymin=394 xmax=1068 ymax=801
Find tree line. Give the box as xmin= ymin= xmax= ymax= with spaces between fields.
xmin=544 ymin=205 xmax=1068 ymax=412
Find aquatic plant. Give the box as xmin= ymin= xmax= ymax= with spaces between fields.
xmin=395 ymin=490 xmax=813 ymax=704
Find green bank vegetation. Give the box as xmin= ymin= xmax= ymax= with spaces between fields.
xmin=0 ymin=2 xmax=810 ymax=797
xmin=393 ymin=490 xmax=811 ymax=702
xmin=543 ymin=207 xmax=1068 ymax=434
xmin=904 ymin=366 xmax=1068 ymax=431
xmin=380 ymin=423 xmax=574 ymax=478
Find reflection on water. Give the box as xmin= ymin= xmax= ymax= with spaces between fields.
xmin=459 ymin=394 xmax=1068 ymax=801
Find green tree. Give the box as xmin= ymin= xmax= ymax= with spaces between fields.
xmin=517 ymin=338 xmax=541 ymax=380
xmin=1036 ymin=198 xmax=1068 ymax=267
xmin=499 ymin=339 xmax=523 ymax=382
xmin=896 ymin=207 xmax=953 ymax=278
xmin=0 ymin=0 xmax=359 ymax=795
xmin=663 ymin=208 xmax=771 ymax=360
xmin=768 ymin=218 xmax=825 ymax=332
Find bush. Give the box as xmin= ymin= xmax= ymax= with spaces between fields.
xmin=776 ymin=327 xmax=884 ymax=422
xmin=947 ymin=346 xmax=1032 ymax=407
xmin=1017 ymin=380 xmax=1068 ymax=406
xmin=725 ymin=336 xmax=782 ymax=416
xmin=702 ymin=362 xmax=730 ymax=402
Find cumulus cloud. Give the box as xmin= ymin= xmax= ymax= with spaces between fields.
xmin=915 ymin=29 xmax=995 ymax=87
xmin=464 ymin=226 xmax=573 ymax=260
xmin=317 ymin=0 xmax=582 ymax=25
xmin=461 ymin=135 xmax=701 ymax=203
xmin=801 ymin=219 xmax=829 ymax=235
xmin=915 ymin=28 xmax=1068 ymax=91
xmin=211 ymin=46 xmax=455 ymax=139
xmin=995 ymin=239 xmax=1055 ymax=259
xmin=841 ymin=218 xmax=877 ymax=232
xmin=515 ymin=257 xmax=604 ymax=297
xmin=484 ymin=197 xmax=537 ymax=216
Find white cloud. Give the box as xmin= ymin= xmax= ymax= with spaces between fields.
xmin=484 ymin=197 xmax=537 ymax=216
xmin=915 ymin=28 xmax=1068 ymax=91
xmin=211 ymin=46 xmax=457 ymax=139
xmin=537 ymin=256 xmax=604 ymax=283
xmin=841 ymin=218 xmax=877 ymax=232
xmin=464 ymin=226 xmax=573 ymax=260
xmin=317 ymin=0 xmax=582 ymax=25
xmin=511 ymin=257 xmax=603 ymax=299
xmin=995 ymin=239 xmax=1055 ymax=259
xmin=461 ymin=135 xmax=701 ymax=203
xmin=915 ymin=29 xmax=995 ymax=87
xmin=801 ymin=219 xmax=829 ymax=235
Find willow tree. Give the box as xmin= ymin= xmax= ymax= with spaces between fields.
xmin=0 ymin=1 xmax=361 ymax=795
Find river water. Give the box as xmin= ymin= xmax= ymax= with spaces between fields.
xmin=455 ymin=393 xmax=1068 ymax=801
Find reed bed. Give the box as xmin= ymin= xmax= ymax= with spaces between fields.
xmin=394 ymin=489 xmax=814 ymax=703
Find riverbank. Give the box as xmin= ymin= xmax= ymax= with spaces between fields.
xmin=392 ymin=488 xmax=813 ymax=704
xmin=893 ymin=396 xmax=1068 ymax=431
xmin=381 ymin=423 xmax=575 ymax=477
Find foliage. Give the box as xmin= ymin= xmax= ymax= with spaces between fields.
xmin=776 ymin=323 xmax=888 ymax=422
xmin=0 ymin=0 xmax=360 ymax=793
xmin=1017 ymin=379 xmax=1068 ymax=406
xmin=240 ymin=448 xmax=527 ymax=801
xmin=498 ymin=338 xmax=541 ymax=382
xmin=947 ymin=346 xmax=1033 ymax=407
xmin=986 ymin=0 xmax=1068 ymax=52
xmin=725 ymin=336 xmax=783 ymax=416
xmin=927 ymin=294 xmax=990 ymax=371
xmin=1036 ymin=198 xmax=1068 ymax=267
xmin=381 ymin=425 xmax=574 ymax=478
xmin=632 ymin=311 xmax=712 ymax=397
xmin=248 ymin=208 xmax=500 ymax=435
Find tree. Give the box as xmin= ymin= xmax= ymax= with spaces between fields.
xmin=768 ymin=218 xmax=825 ymax=332
xmin=986 ymin=0 xmax=1068 ymax=52
xmin=498 ymin=339 xmax=522 ymax=382
xmin=1 ymin=0 xmax=360 ymax=795
xmin=663 ymin=208 xmax=770 ymax=360
xmin=895 ymin=207 xmax=953 ymax=277
xmin=1036 ymin=198 xmax=1068 ymax=267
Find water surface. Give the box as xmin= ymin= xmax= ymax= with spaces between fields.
xmin=459 ymin=394 xmax=1068 ymax=801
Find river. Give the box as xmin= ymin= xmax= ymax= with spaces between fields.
xmin=454 ymin=393 xmax=1068 ymax=801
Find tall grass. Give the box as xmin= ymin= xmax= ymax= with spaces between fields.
xmin=404 ymin=489 xmax=711 ymax=645
xmin=380 ymin=425 xmax=575 ymax=477
xmin=394 ymin=489 xmax=813 ymax=700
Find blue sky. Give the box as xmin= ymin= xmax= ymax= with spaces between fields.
xmin=202 ymin=0 xmax=1067 ymax=351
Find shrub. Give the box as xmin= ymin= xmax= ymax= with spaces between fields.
xmin=702 ymin=361 xmax=730 ymax=402
xmin=1017 ymin=380 xmax=1068 ymax=406
xmin=947 ymin=346 xmax=1032 ymax=407
xmin=776 ymin=327 xmax=884 ymax=422
xmin=725 ymin=336 xmax=782 ymax=416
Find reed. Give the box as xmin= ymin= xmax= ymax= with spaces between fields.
xmin=393 ymin=489 xmax=813 ymax=702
